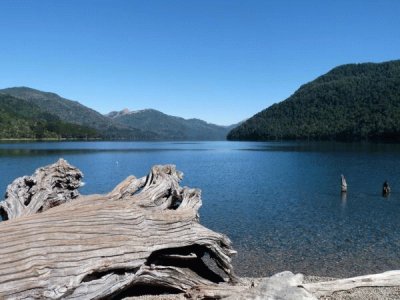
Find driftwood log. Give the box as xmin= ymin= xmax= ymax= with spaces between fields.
xmin=0 ymin=159 xmax=237 ymax=299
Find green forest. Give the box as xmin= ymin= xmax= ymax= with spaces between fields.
xmin=0 ymin=87 xmax=231 ymax=141
xmin=228 ymin=60 xmax=400 ymax=141
xmin=0 ymin=94 xmax=99 ymax=139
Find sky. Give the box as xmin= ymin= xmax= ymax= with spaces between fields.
xmin=1 ymin=0 xmax=400 ymax=125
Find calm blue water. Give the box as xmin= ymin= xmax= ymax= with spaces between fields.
xmin=1 ymin=141 xmax=400 ymax=277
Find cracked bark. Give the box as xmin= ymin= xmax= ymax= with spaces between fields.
xmin=0 ymin=159 xmax=83 ymax=220
xmin=0 ymin=159 xmax=237 ymax=299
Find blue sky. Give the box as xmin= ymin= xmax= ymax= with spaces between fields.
xmin=1 ymin=0 xmax=399 ymax=125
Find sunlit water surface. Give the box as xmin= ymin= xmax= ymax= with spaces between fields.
xmin=1 ymin=141 xmax=400 ymax=277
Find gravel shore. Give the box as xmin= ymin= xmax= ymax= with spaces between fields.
xmin=123 ymin=275 xmax=400 ymax=300
xmin=304 ymin=276 xmax=400 ymax=299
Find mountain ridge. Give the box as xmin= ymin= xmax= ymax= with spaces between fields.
xmin=228 ymin=59 xmax=400 ymax=141
xmin=0 ymin=87 xmax=237 ymax=140
xmin=108 ymin=108 xmax=232 ymax=140
xmin=0 ymin=87 xmax=157 ymax=140
xmin=0 ymin=93 xmax=99 ymax=139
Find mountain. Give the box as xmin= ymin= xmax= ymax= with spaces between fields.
xmin=228 ymin=60 xmax=400 ymax=141
xmin=0 ymin=87 xmax=235 ymax=140
xmin=107 ymin=108 xmax=231 ymax=140
xmin=0 ymin=87 xmax=156 ymax=140
xmin=0 ymin=93 xmax=99 ymax=139
xmin=106 ymin=108 xmax=131 ymax=119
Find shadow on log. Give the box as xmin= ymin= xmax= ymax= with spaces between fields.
xmin=0 ymin=159 xmax=237 ymax=299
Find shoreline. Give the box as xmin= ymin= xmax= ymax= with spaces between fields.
xmin=0 ymin=138 xmax=102 ymax=141
xmin=122 ymin=275 xmax=400 ymax=300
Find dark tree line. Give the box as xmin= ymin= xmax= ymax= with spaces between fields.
xmin=0 ymin=94 xmax=99 ymax=139
xmin=228 ymin=60 xmax=400 ymax=141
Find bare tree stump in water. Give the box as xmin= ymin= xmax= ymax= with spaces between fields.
xmin=341 ymin=174 xmax=347 ymax=193
xmin=0 ymin=160 xmax=237 ymax=299
xmin=383 ymin=180 xmax=391 ymax=197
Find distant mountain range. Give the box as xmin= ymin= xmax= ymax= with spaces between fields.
xmin=0 ymin=87 xmax=236 ymax=140
xmin=4 ymin=59 xmax=399 ymax=141
xmin=228 ymin=60 xmax=400 ymax=141
xmin=106 ymin=108 xmax=236 ymax=140
xmin=0 ymin=87 xmax=155 ymax=140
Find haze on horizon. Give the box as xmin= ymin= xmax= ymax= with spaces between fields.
xmin=1 ymin=0 xmax=400 ymax=126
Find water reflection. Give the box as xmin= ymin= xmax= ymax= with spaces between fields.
xmin=238 ymin=141 xmax=400 ymax=154
xmin=0 ymin=148 xmax=212 ymax=157
xmin=1 ymin=141 xmax=400 ymax=278
xmin=341 ymin=192 xmax=347 ymax=208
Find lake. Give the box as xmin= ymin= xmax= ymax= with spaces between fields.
xmin=1 ymin=141 xmax=400 ymax=278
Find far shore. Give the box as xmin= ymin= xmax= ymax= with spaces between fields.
xmin=0 ymin=138 xmax=102 ymax=141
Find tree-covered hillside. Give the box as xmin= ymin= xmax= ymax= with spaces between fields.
xmin=228 ymin=60 xmax=400 ymax=141
xmin=108 ymin=109 xmax=231 ymax=140
xmin=0 ymin=94 xmax=99 ymax=139
xmin=0 ymin=87 xmax=234 ymax=141
xmin=0 ymin=87 xmax=157 ymax=140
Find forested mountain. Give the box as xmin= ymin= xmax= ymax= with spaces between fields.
xmin=0 ymin=87 xmax=232 ymax=140
xmin=0 ymin=87 xmax=156 ymax=140
xmin=107 ymin=109 xmax=231 ymax=140
xmin=0 ymin=93 xmax=99 ymax=139
xmin=228 ymin=60 xmax=400 ymax=141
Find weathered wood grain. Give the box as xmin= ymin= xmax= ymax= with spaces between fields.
xmin=0 ymin=159 xmax=83 ymax=220
xmin=0 ymin=161 xmax=237 ymax=299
